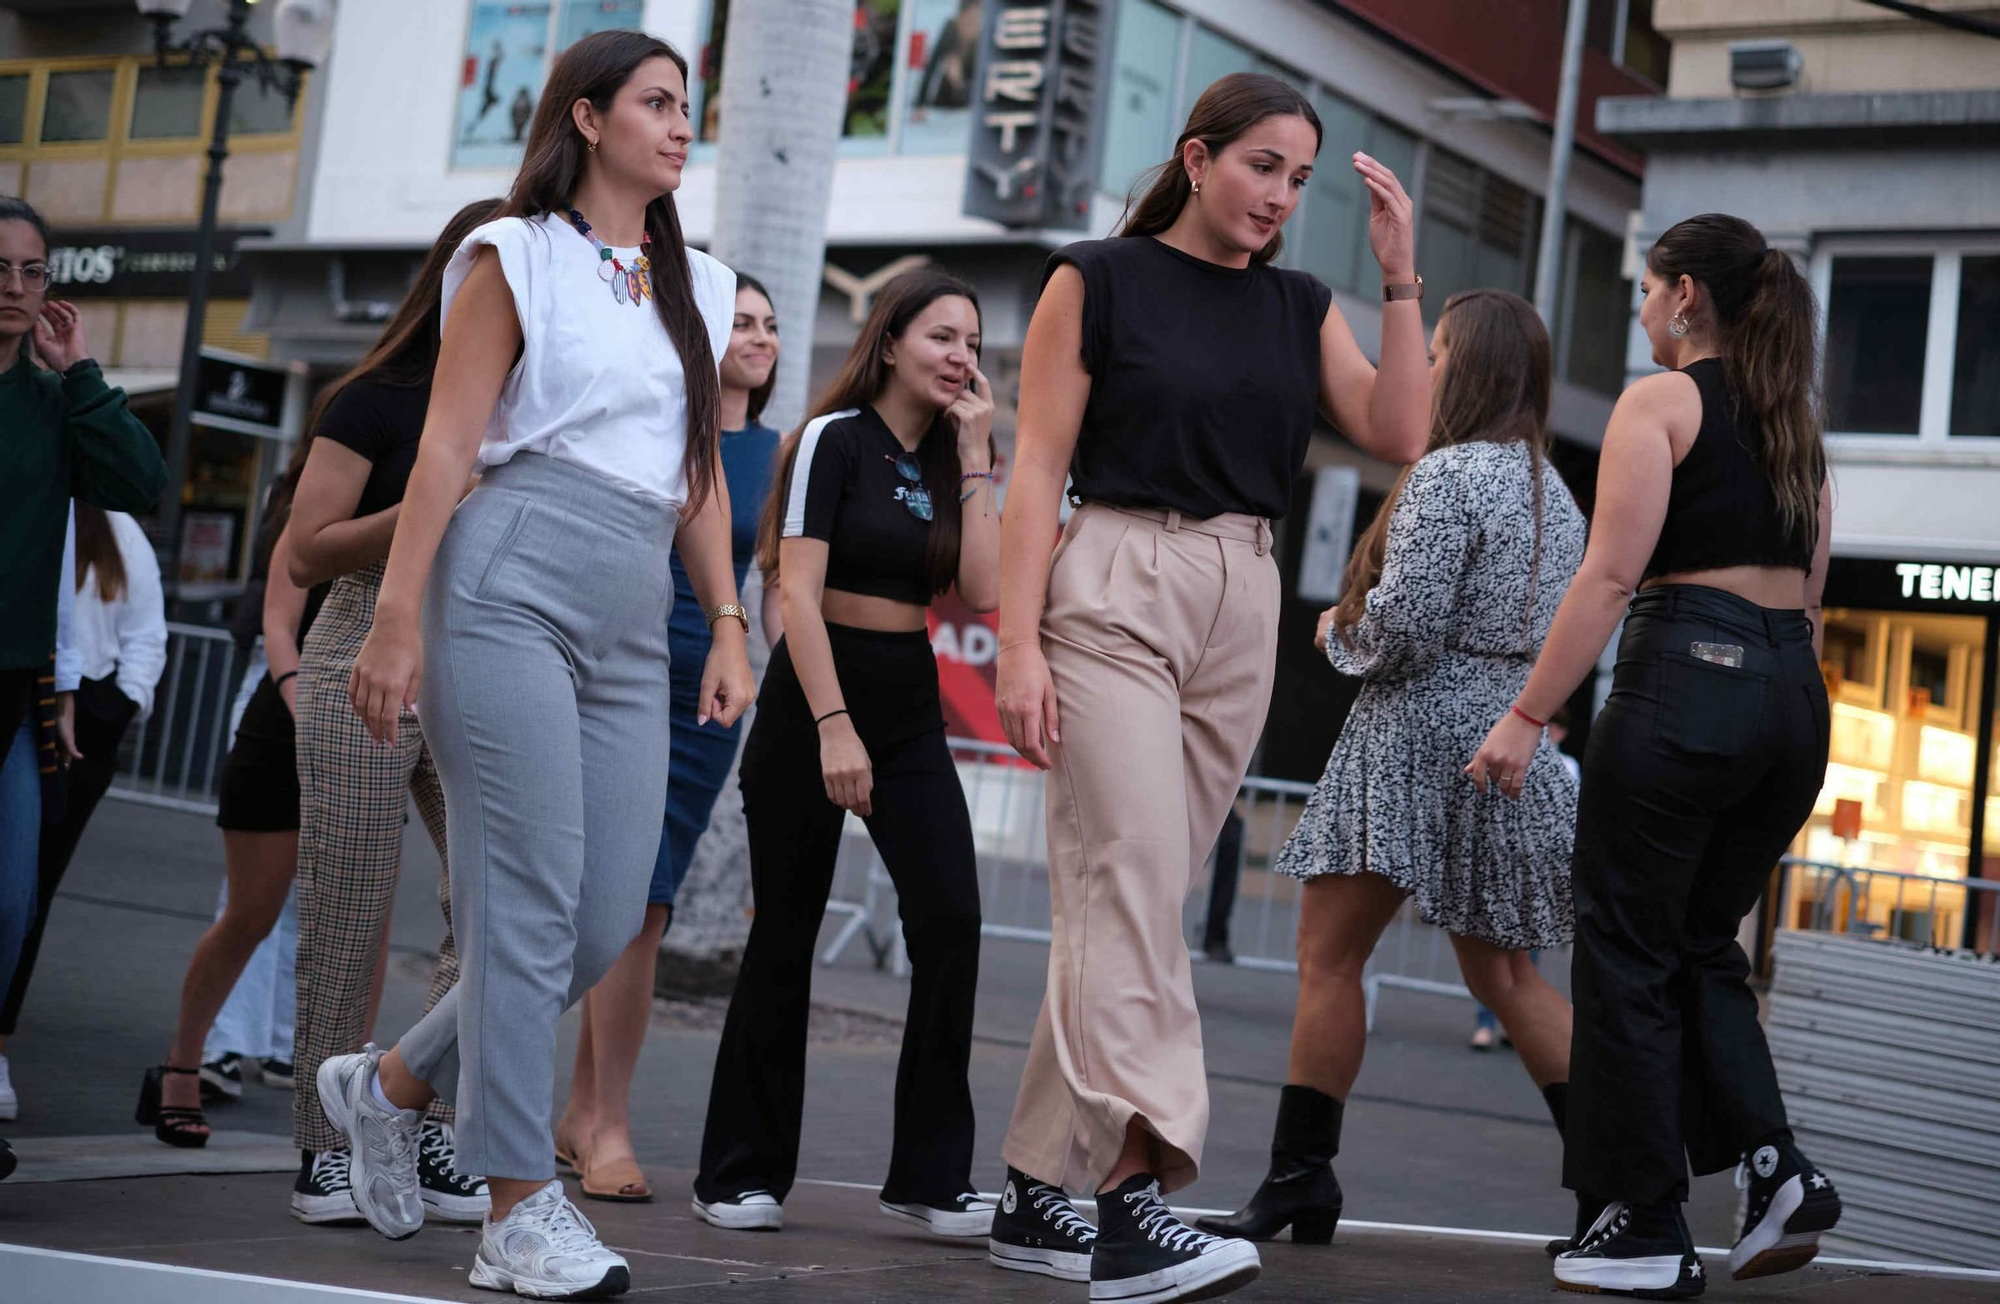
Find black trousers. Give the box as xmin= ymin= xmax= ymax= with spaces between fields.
xmin=1566 ymin=585 xmax=1828 ymax=1205
xmin=695 ymin=625 xmax=981 ymax=1207
xmin=1 ymin=677 xmax=136 ymax=1035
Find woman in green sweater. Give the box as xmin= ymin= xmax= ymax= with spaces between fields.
xmin=0 ymin=196 xmax=167 ymax=1179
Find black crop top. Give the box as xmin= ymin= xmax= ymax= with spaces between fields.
xmin=1645 ymin=358 xmax=1816 ymax=579
xmin=779 ymin=405 xmax=940 ymax=606
xmin=1051 ymin=236 xmax=1332 ymax=521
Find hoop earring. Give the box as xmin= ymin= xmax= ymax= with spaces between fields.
xmin=1668 ymin=313 xmax=1690 ymax=339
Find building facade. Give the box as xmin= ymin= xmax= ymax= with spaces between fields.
xmin=0 ymin=0 xmax=316 ymax=593
xmin=252 ymin=0 xmax=1658 ymax=777
xmin=1600 ymin=0 xmax=2000 ymax=937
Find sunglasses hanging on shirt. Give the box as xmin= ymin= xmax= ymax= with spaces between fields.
xmin=886 ymin=452 xmax=934 ymax=523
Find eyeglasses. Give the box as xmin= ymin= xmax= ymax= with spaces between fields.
xmin=886 ymin=452 xmax=933 ymax=523
xmin=0 ymin=262 xmax=51 ymax=291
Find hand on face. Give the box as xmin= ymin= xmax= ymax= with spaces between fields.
xmin=32 ymin=300 xmax=87 ymax=372
xmin=947 ymin=362 xmax=993 ymax=456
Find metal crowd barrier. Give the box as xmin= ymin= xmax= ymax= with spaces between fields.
xmin=820 ymin=737 xmax=1497 ymax=1028
xmin=1777 ymin=856 xmax=2000 ymax=955
xmin=106 ymin=622 xmax=247 ymax=816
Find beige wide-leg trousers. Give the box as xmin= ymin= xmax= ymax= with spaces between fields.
xmin=1001 ymin=502 xmax=1280 ymax=1195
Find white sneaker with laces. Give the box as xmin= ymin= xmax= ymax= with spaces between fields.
xmin=469 ymin=1179 xmax=631 ymax=1299
xmin=0 ymin=1054 xmax=17 ymax=1121
xmin=316 ymin=1043 xmax=424 ymax=1241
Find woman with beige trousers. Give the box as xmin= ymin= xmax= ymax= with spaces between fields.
xmin=986 ymin=71 xmax=1430 ymax=1304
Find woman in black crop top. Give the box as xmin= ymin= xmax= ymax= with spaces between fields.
xmin=986 ymin=72 xmax=1429 ymax=1300
xmin=694 ymin=268 xmax=999 ymax=1237
xmin=1469 ymin=213 xmax=1841 ymax=1292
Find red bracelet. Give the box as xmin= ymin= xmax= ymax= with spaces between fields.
xmin=1511 ymin=705 xmax=1547 ymax=729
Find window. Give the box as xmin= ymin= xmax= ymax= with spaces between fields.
xmin=42 ymin=68 xmax=117 ymax=143
xmin=1098 ymin=0 xmax=1181 ymax=200
xmin=1417 ymin=150 xmax=1540 ymax=322
xmin=131 ymin=64 xmax=206 ymax=140
xmin=1179 ymin=25 xmax=1256 ymax=126
xmin=227 ymin=72 xmax=297 ymax=137
xmin=452 ymin=0 xmax=645 ymax=169
xmin=846 ymin=0 xmax=902 ymax=142
xmin=1949 ymin=256 xmax=2000 ymax=438
xmin=0 ymin=74 xmax=28 ymax=145
xmin=1561 ymin=222 xmax=1630 ymax=396
xmin=1298 ymin=95 xmax=1415 ymax=294
xmin=1825 ymin=256 xmax=1931 ymax=436
xmin=899 ymin=0 xmax=985 ymax=156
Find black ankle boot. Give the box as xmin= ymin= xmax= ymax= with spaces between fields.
xmin=1195 ymin=1085 xmax=1343 ymax=1244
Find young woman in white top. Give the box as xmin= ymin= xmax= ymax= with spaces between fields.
xmin=315 ymin=32 xmax=753 ymax=1300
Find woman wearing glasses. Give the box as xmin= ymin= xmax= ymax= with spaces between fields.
xmin=1 ymin=196 xmax=166 ymax=1183
xmin=694 ymin=266 xmax=999 ymax=1239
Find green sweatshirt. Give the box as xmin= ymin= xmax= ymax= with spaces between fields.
xmin=2 ymin=353 xmax=169 ymax=671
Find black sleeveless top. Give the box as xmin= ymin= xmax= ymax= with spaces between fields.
xmin=1050 ymin=237 xmax=1332 ymax=521
xmin=1644 ymin=358 xmax=1815 ymax=579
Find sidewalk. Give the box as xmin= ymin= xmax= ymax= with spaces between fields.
xmin=3 ymin=799 xmax=1991 ymax=1300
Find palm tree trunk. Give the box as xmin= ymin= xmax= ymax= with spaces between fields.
xmin=663 ymin=0 xmax=851 ymax=977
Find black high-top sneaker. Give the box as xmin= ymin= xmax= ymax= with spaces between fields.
xmin=987 ymin=1167 xmax=1097 ymax=1282
xmin=1091 ymin=1174 xmax=1259 ymax=1304
xmin=1729 ymin=1137 xmax=1840 ymax=1280
xmin=1547 ymin=1191 xmax=1603 ymax=1258
xmin=292 ymin=1149 xmax=363 ymax=1225
xmin=417 ymin=1121 xmax=490 ymax=1223
xmin=1554 ymin=1200 xmax=1705 ymax=1298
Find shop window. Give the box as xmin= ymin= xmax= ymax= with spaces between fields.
xmin=697 ymin=0 xmax=729 ymax=142
xmin=1179 ymin=25 xmax=1256 ymax=125
xmin=1098 ymin=0 xmax=1180 ymax=200
xmin=452 ymin=0 xmax=644 ymax=169
xmin=1949 ymin=255 xmax=2000 ymax=438
xmin=845 ymin=0 xmax=902 ymax=142
xmin=899 ymin=0 xmax=984 ymax=156
xmin=42 ymin=68 xmax=117 ymax=143
xmin=0 ymin=74 xmax=29 ymax=145
xmin=227 ymin=73 xmax=297 ymax=137
xmin=1824 ymin=255 xmax=1930 ymax=435
xmin=131 ymin=64 xmax=206 ymax=140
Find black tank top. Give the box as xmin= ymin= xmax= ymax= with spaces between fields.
xmin=1644 ymin=358 xmax=1815 ymax=579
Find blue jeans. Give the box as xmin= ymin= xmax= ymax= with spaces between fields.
xmin=0 ymin=720 xmax=41 ymax=1002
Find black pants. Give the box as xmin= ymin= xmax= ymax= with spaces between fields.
xmin=1 ymin=676 xmax=136 ymax=1035
xmin=1201 ymin=805 xmax=1244 ymax=955
xmin=1566 ymin=585 xmax=1827 ymax=1205
xmin=695 ymin=625 xmax=981 ymax=1207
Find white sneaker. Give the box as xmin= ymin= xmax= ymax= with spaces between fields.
xmin=316 ymin=1044 xmax=425 ymax=1241
xmin=692 ymin=1190 xmax=784 ymax=1231
xmin=469 ymin=1179 xmax=630 ymax=1299
xmin=0 ymin=1055 xmax=17 ymax=1121
xmin=880 ymin=1191 xmax=997 ymax=1239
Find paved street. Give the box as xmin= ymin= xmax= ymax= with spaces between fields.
xmin=2 ymin=798 xmax=1992 ymax=1300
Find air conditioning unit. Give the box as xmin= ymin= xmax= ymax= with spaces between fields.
xmin=1729 ymin=40 xmax=1804 ymax=92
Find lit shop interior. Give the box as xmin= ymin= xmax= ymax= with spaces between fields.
xmin=1785 ymin=559 xmax=2000 ymax=951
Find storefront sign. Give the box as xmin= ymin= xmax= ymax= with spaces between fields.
xmin=962 ymin=0 xmax=1117 ymax=230
xmin=44 ymin=228 xmax=266 ymax=299
xmin=1895 ymin=563 xmax=2000 ymax=605
xmin=192 ymin=351 xmax=290 ymax=439
xmin=1825 ymin=556 xmax=2000 ymax=615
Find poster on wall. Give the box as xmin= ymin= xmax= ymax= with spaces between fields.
xmin=846 ymin=0 xmax=901 ymax=140
xmin=899 ymin=0 xmax=982 ymax=154
xmin=454 ymin=3 xmax=553 ymax=170
xmin=556 ymin=0 xmax=644 ymax=49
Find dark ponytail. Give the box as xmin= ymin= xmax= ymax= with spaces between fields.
xmin=1649 ymin=213 xmax=1824 ymax=553
xmin=1117 ymin=72 xmax=1320 ymax=266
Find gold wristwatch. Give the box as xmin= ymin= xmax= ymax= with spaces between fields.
xmin=1383 ymin=274 xmax=1424 ymax=302
xmin=705 ymin=603 xmax=750 ymax=633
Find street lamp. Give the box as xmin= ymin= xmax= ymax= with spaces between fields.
xmin=137 ymin=0 xmax=333 ymax=595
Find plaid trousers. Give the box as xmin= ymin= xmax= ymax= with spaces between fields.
xmin=293 ymin=563 xmax=459 ymax=1152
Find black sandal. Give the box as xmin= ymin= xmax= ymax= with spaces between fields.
xmin=136 ymin=1065 xmax=210 ymax=1149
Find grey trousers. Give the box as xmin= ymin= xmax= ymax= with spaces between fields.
xmin=398 ymin=452 xmax=677 ymax=1180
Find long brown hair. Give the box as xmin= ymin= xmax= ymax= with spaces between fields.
xmin=732 ymin=270 xmax=777 ymax=425
xmin=755 ymin=267 xmax=984 ymax=596
xmin=1648 ymin=213 xmax=1825 ymax=551
xmin=73 ymin=501 xmax=127 ymax=601
xmin=502 ymin=30 xmax=722 ymax=514
xmin=1117 ymin=72 xmax=1321 ymax=266
xmin=1334 ymin=290 xmax=1553 ymax=641
xmin=303 ymin=198 xmax=501 ymax=450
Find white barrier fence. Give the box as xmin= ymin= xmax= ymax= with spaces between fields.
xmin=108 ymin=623 xmax=249 ymax=816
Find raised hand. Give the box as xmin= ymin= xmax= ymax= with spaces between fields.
xmin=1353 ymin=153 xmax=1415 ymax=281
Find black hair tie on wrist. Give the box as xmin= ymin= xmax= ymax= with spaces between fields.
xmin=273 ymin=670 xmax=299 ymax=687
xmin=815 ymin=708 xmax=849 ymax=726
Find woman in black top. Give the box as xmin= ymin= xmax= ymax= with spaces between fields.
xmin=694 ymin=267 xmax=1000 ymax=1240
xmin=1469 ymin=213 xmax=1838 ymax=1296
xmin=279 ymin=200 xmax=500 ymax=1224
xmin=986 ymin=72 xmax=1427 ymax=1304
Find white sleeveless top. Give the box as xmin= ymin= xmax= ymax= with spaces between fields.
xmin=441 ymin=212 xmax=735 ymax=507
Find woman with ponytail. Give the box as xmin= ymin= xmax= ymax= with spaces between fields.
xmin=1199 ymin=290 xmax=1585 ymax=1250
xmin=318 ymin=31 xmax=753 ymax=1299
xmin=1469 ymin=213 xmax=1838 ymax=1297
xmin=987 ymin=72 xmax=1428 ymax=1303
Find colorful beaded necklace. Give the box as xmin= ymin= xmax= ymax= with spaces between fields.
xmin=565 ymin=208 xmax=652 ymax=307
